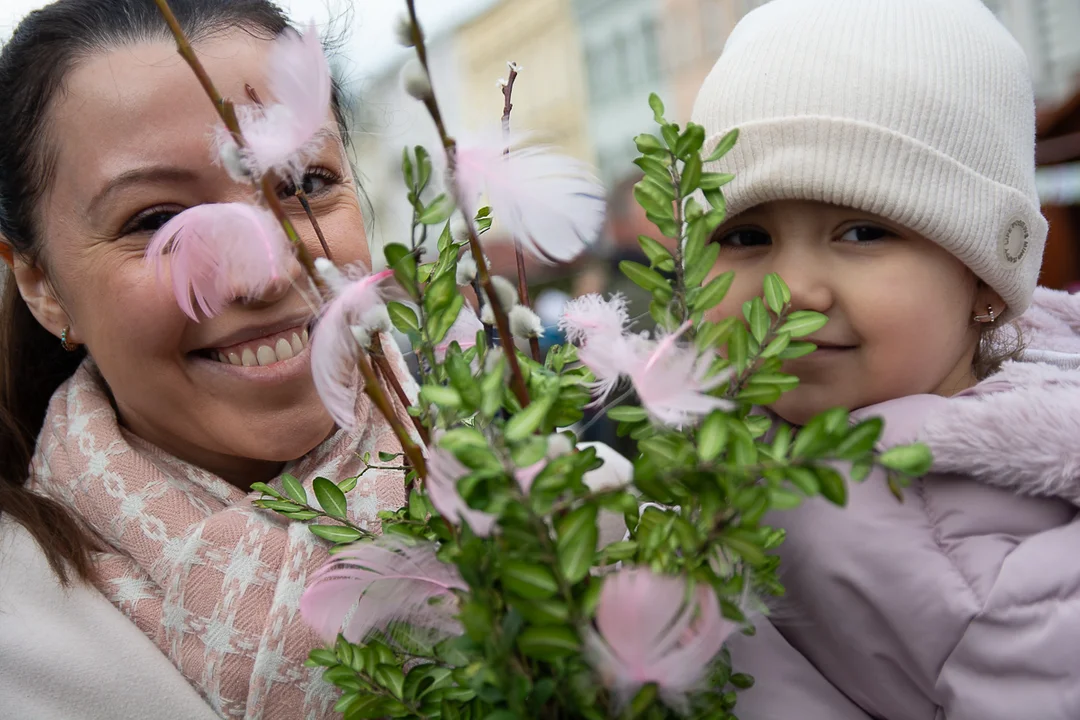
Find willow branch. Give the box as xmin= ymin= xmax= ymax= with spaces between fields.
xmin=405 ymin=0 xmax=530 ymax=407
xmin=152 ymin=0 xmax=322 ymax=286
xmin=153 ymin=0 xmax=427 ymax=479
xmin=500 ymin=65 xmax=541 ymax=363
xmin=371 ymin=332 xmax=430 ymax=445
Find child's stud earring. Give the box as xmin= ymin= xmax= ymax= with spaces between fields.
xmin=973 ymin=306 xmax=997 ymax=324
xmin=60 ymin=325 xmax=79 ymax=351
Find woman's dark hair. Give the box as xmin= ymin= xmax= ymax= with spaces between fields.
xmin=0 ymin=0 xmax=352 ymax=584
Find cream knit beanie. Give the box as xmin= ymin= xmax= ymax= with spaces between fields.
xmin=691 ymin=0 xmax=1047 ymax=321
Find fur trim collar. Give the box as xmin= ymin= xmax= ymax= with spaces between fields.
xmin=921 ymin=288 xmax=1080 ymax=503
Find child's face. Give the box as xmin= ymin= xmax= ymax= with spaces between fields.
xmin=705 ymin=200 xmax=1001 ymax=425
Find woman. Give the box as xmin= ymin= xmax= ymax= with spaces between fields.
xmin=0 ymin=1 xmax=410 ymax=718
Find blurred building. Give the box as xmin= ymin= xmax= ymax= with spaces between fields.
xmin=350 ymin=30 xmax=466 ymax=257
xmin=984 ymin=0 xmax=1080 ymax=105
xmin=457 ymin=0 xmax=593 ymax=162
xmin=572 ymin=0 xmax=668 ymax=187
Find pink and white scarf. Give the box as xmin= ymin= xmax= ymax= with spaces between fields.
xmin=29 ymin=358 xmax=411 ymax=719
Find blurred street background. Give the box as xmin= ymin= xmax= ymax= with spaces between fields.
xmin=3 ymin=0 xmax=1079 ymax=301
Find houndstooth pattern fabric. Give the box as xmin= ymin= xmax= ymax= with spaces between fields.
xmin=30 ymin=349 xmax=414 ymax=719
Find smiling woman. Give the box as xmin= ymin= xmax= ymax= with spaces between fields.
xmin=0 ymin=1 xmax=412 ymax=718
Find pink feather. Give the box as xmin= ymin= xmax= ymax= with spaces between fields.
xmin=426 ymin=447 xmax=497 ymax=536
xmin=145 ymin=202 xmax=295 ymax=321
xmin=629 ymin=325 xmax=734 ymax=429
xmin=310 ymin=268 xmax=392 ymax=430
xmin=222 ymin=22 xmax=332 ymax=180
xmin=300 ymin=538 xmax=466 ymax=644
xmin=454 ymin=136 xmax=606 ymax=264
xmin=584 ymin=569 xmax=736 ymax=710
xmin=559 ymin=293 xmax=630 ymax=344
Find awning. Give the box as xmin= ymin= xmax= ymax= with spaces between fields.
xmin=1036 ymin=162 xmax=1080 ymax=206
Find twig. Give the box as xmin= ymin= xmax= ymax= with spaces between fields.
xmin=405 ymin=0 xmax=531 ymax=408
xmin=500 ymin=64 xmax=541 ymax=363
xmin=371 ymin=332 xmax=430 ymax=445
xmin=152 ymin=0 xmax=323 ymax=287
xmin=153 ymin=0 xmax=428 ymax=479
xmin=294 ymin=188 xmax=334 ymax=260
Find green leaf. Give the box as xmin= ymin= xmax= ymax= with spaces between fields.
xmin=633 ymin=155 xmax=671 ymax=184
xmin=879 ymin=444 xmax=933 ymax=476
xmin=501 ymin=561 xmax=559 ymax=600
xmin=763 ymin=273 xmax=790 ymax=314
xmin=504 ymin=393 xmax=555 ymax=442
xmin=675 ymin=123 xmax=706 ymax=159
xmin=679 ymin=153 xmax=702 ymax=195
xmin=748 ymin=297 xmax=769 ymax=344
xmin=769 ymin=487 xmax=803 ymax=510
xmin=692 ymin=271 xmax=734 ymax=312
xmin=607 ymin=406 xmax=648 ymax=423
xmin=619 ymin=260 xmax=670 ymax=294
xmin=661 ymin=123 xmax=679 ymax=150
xmin=516 ymin=626 xmax=579 ymax=661
xmin=697 ymin=411 xmax=730 ymax=462
xmin=309 ymin=524 xmax=364 ymax=544
xmin=699 ymin=172 xmax=735 ymax=190
xmin=401 ymin=147 xmax=415 ymax=187
xmin=419 ymin=384 xmax=463 ymax=409
xmin=250 ymin=482 xmax=284 ymax=499
xmin=728 ymin=323 xmax=749 ymax=369
xmin=283 ymin=510 xmax=320 ymax=521
xmin=760 ymin=333 xmax=792 ymax=359
xmin=787 ymin=467 xmax=820 ymax=495
xmin=705 ymin=128 xmax=740 ymax=162
xmin=816 ymin=467 xmax=848 ymax=506
xmin=638 ymin=235 xmax=675 ymax=271
xmin=696 ymin=317 xmax=738 ymax=351
xmin=684 ymin=242 xmax=720 ymax=287
xmin=374 ymin=665 xmax=406 ymax=699
xmin=338 ymin=476 xmax=358 ymax=493
xmin=779 ymin=341 xmax=817 ymax=359
xmin=387 ymin=302 xmax=420 ymax=334
xmin=280 ymin=473 xmax=307 ymax=505
xmin=648 ymin=92 xmax=665 ymax=123
xmin=511 ymin=597 xmax=570 ymax=625
xmin=633 ymin=133 xmax=666 ymax=156
xmin=415 ymin=145 xmax=432 ymax=189
xmin=599 ymin=540 xmax=638 ymax=563
xmin=633 ymin=181 xmax=674 ymax=220
xmin=834 ymin=418 xmax=883 ymax=459
xmin=556 ymin=505 xmax=598 ymax=584
xmin=780 ymin=310 xmax=829 ymax=338
xmin=418 ymin=194 xmax=455 ymax=225
xmin=257 ymin=499 xmax=304 ymax=512
xmin=313 ymin=477 xmax=348 ymax=520
xmin=428 ymin=295 xmax=465 ymax=345
xmin=385 ymin=243 xmax=417 ymax=292
xmin=424 ymin=272 xmax=457 ymax=317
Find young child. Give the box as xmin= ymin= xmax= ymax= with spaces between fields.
xmin=690 ymin=1 xmax=1080 ymax=719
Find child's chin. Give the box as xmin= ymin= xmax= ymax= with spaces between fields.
xmin=233 ymin=411 xmax=337 ymax=462
xmin=769 ymin=391 xmax=849 ymax=428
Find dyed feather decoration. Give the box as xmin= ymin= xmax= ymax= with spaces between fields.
xmin=309 ymin=263 xmax=392 ymax=430
xmin=145 ymin=202 xmax=294 ymax=321
xmin=454 ymin=136 xmax=606 ymax=263
xmin=300 ymin=538 xmax=466 ymax=644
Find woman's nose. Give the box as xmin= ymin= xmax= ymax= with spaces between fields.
xmin=233 ymin=252 xmax=305 ymax=309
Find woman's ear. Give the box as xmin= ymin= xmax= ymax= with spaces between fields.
xmin=11 ymin=253 xmax=72 ymax=341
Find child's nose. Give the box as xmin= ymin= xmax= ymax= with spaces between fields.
xmin=773 ymin=253 xmax=834 ymax=314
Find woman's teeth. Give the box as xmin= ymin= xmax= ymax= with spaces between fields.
xmin=210 ymin=329 xmax=309 ymax=367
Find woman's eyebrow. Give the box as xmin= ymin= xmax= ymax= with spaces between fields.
xmin=87 ymin=166 xmax=201 ymax=217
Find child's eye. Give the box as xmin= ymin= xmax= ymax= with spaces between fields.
xmin=716 ymin=228 xmax=771 ymax=248
xmin=838 ymin=225 xmax=892 ymax=243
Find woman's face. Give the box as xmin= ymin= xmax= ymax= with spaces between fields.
xmin=18 ymin=31 xmax=368 ymax=485
xmin=705 ymin=201 xmax=1000 ymax=426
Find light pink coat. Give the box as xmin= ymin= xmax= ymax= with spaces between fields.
xmin=728 ymin=288 xmax=1080 ymax=720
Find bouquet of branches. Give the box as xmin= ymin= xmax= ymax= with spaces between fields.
xmin=148 ymin=1 xmax=932 ymax=717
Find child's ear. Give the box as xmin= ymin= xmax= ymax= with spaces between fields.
xmin=973 ymin=282 xmax=1006 ymax=320
xmin=11 ymin=252 xmax=73 ymax=342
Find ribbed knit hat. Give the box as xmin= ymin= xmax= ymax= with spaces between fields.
xmin=691 ymin=0 xmax=1047 ymax=321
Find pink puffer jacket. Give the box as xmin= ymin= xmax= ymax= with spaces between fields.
xmin=728 ymin=288 xmax=1080 ymax=720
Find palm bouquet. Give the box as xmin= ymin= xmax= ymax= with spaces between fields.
xmin=148 ymin=1 xmax=931 ymax=717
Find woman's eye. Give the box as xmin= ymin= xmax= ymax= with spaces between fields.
xmin=839 ymin=225 xmax=891 ymax=243
xmin=717 ymin=228 xmax=771 ymax=248
xmin=279 ymin=169 xmax=339 ymax=200
xmin=121 ymin=209 xmax=180 ymax=236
